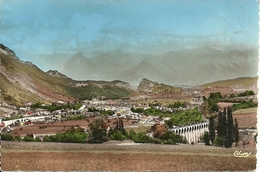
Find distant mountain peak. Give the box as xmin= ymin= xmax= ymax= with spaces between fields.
xmin=140 ymin=78 xmax=153 ymax=83
xmin=137 ymin=78 xmax=154 ymax=92
xmin=73 ymin=52 xmax=85 ymax=58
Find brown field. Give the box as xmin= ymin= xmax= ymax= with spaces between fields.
xmin=11 ymin=118 xmax=137 ymax=137
xmin=233 ymin=113 xmax=257 ymax=129
xmin=1 ymin=140 xmax=256 ymax=171
xmin=4 ymin=109 xmax=257 ymax=171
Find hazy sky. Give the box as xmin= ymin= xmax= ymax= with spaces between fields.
xmin=0 ymin=0 xmax=258 ymax=63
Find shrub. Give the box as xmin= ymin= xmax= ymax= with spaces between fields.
xmin=159 ymin=131 xmax=186 ymax=144
xmin=214 ymin=136 xmax=225 ymax=147
xmin=23 ymin=136 xmax=35 ymax=142
xmin=132 ymin=132 xmax=153 ymax=143
xmin=1 ymin=134 xmax=14 ymax=141
xmin=109 ymin=129 xmax=127 ymax=141
xmin=201 ymin=132 xmax=210 ymax=145
xmin=128 ymin=129 xmax=136 ymax=140
xmin=34 ymin=137 xmax=42 ymax=142
xmin=43 ymin=136 xmax=51 ymax=142
xmin=14 ymin=136 xmax=22 ymax=141
xmin=42 ymin=128 xmax=88 ymax=143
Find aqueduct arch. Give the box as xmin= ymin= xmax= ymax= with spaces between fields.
xmin=169 ymin=121 xmax=209 ymax=144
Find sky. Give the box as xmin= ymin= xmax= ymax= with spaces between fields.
xmin=0 ymin=0 xmax=259 ymax=69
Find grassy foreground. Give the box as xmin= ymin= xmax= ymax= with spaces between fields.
xmin=2 ymin=152 xmax=256 ymax=171
xmin=1 ymin=141 xmax=256 ymax=171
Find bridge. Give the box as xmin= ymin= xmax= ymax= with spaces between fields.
xmin=1 ymin=116 xmax=46 ymax=128
xmin=169 ymin=121 xmax=209 ymax=144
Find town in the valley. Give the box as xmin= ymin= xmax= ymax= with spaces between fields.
xmin=0 ymin=1 xmax=258 ymax=171
xmin=1 ymin=84 xmax=257 ymax=149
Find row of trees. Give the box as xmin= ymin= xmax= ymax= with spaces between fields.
xmin=200 ymin=91 xmax=258 ymax=148
xmin=229 ymin=90 xmax=254 ymax=98
xmin=237 ymin=90 xmax=255 ymax=97
xmin=44 ymin=127 xmax=88 ymax=143
xmin=1 ymin=116 xmax=187 ymax=145
xmin=87 ymin=117 xmax=187 ymax=144
xmin=1 ymin=133 xmax=41 ymax=142
xmin=231 ymin=100 xmax=257 ymax=111
xmin=202 ymin=91 xmax=257 ymax=115
xmin=206 ymin=107 xmax=239 ymax=148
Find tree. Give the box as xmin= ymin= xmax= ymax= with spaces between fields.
xmin=217 ymin=111 xmax=225 ymax=137
xmin=109 ymin=118 xmax=127 ymax=141
xmin=225 ymin=106 xmax=234 ymax=148
xmin=165 ymin=120 xmax=174 ymax=128
xmin=234 ymin=118 xmax=239 ymax=146
xmin=209 ymin=116 xmax=215 ymax=146
xmin=87 ymin=117 xmax=107 ymax=143
xmin=222 ymin=107 xmax=227 ymax=136
xmin=152 ymin=124 xmax=168 ymax=138
xmin=118 ymin=118 xmax=124 ymax=129
xmin=200 ymin=101 xmax=216 ymax=119
xmin=200 ymin=102 xmax=210 ymax=118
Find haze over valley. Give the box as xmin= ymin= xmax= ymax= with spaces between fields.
xmin=59 ymin=47 xmax=258 ymax=86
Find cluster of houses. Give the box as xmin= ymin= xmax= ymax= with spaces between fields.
xmin=0 ymin=95 xmax=206 ymax=131
xmin=5 ymin=85 xmax=255 ymax=131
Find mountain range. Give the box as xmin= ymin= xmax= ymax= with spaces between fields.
xmin=0 ymin=44 xmax=137 ymax=106
xmin=60 ymin=47 xmax=258 ymax=86
xmin=0 ymin=43 xmax=257 ymax=106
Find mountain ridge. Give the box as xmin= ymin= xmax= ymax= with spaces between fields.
xmin=59 ymin=47 xmax=258 ymax=86
xmin=0 ymin=43 xmax=257 ymax=107
xmin=0 ymin=44 xmax=138 ymax=106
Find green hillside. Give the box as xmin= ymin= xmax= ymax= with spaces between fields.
xmin=152 ymin=82 xmax=182 ymax=93
xmin=0 ymin=44 xmax=138 ymax=106
xmin=200 ymin=77 xmax=258 ymax=88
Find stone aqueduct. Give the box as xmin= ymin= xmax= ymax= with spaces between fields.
xmin=169 ymin=121 xmax=209 ymax=144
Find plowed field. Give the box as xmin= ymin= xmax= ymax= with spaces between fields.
xmin=1 ymin=140 xmax=256 ymax=171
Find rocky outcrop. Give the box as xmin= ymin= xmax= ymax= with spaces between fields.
xmin=137 ymin=78 xmax=154 ymax=92
xmin=46 ymin=70 xmax=70 ymax=79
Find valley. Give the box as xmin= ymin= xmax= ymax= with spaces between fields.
xmin=0 ymin=43 xmax=258 ymax=171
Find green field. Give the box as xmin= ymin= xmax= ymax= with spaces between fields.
xmin=233 ymin=107 xmax=257 ymax=114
